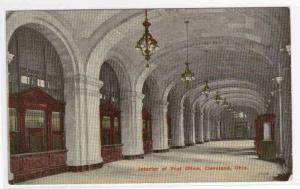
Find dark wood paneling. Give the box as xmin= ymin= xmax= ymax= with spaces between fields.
xmin=10 ymin=150 xmax=67 ymax=183
xmin=101 ymin=144 xmax=123 ymax=163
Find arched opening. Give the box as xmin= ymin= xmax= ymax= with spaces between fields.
xmin=99 ymin=61 xmax=122 ymax=163
xmin=167 ymin=104 xmax=172 ymax=146
xmin=255 ymin=114 xmax=276 ymax=159
xmin=8 ymin=26 xmax=67 ymax=182
xmin=142 ymin=81 xmax=153 ymax=154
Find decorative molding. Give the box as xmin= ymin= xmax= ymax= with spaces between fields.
xmin=153 ymin=149 xmax=170 ymax=153
xmin=68 ymin=162 xmax=103 ymax=172
xmin=123 ymin=154 xmax=144 ymax=160
xmin=7 ymin=51 xmax=14 ymax=64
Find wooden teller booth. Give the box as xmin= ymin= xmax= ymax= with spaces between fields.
xmin=167 ymin=113 xmax=172 ymax=146
xmin=142 ymin=108 xmax=153 ymax=154
xmin=9 ymin=88 xmax=67 ymax=183
xmin=255 ymin=113 xmax=276 ymax=160
xmin=99 ymin=100 xmax=122 ymax=163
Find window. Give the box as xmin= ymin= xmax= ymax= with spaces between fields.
xmin=102 ymin=116 xmax=111 ymax=145
xmin=263 ymin=122 xmax=272 ymax=141
xmin=52 ymin=112 xmax=63 ymax=150
xmin=25 ymin=110 xmax=46 ymax=152
xmin=9 ymin=108 xmax=18 ymax=154
xmin=37 ymin=79 xmax=45 ymax=88
xmin=21 ymin=75 xmax=30 ymax=84
xmin=8 ymin=27 xmax=66 ymax=155
xmin=100 ymin=103 xmax=121 ymax=146
xmin=9 ymin=108 xmax=18 ymax=131
xmin=113 ymin=117 xmax=121 ymax=144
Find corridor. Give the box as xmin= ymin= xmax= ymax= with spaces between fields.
xmin=20 ymin=140 xmax=283 ymax=184
xmin=5 ymin=8 xmax=292 ymax=184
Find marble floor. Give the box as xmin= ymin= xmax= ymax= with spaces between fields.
xmin=19 ymin=140 xmax=283 ymax=184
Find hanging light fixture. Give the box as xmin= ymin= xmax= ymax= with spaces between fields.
xmin=222 ymin=98 xmax=229 ymax=107
xmin=181 ymin=20 xmax=195 ymax=84
xmin=135 ymin=9 xmax=159 ymax=67
xmin=201 ymin=80 xmax=210 ymax=97
xmin=215 ymin=90 xmax=222 ymax=104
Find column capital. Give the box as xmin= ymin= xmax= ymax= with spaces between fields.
xmin=152 ymin=100 xmax=169 ymax=107
xmin=191 ymin=109 xmax=196 ymax=114
xmin=74 ymin=74 xmax=103 ymax=97
xmin=121 ymin=91 xmax=145 ymax=100
xmin=7 ymin=51 xmax=14 ymax=64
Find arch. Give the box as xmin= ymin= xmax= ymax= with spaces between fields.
xmin=6 ymin=11 xmax=83 ymax=166
xmin=6 ymin=11 xmax=82 ymax=76
xmin=200 ymin=95 xmax=266 ymax=116
xmin=135 ymin=64 xmax=158 ymax=93
xmin=150 ymin=36 xmax=274 ymax=67
xmin=102 ymin=57 xmax=132 ymax=97
xmin=186 ymin=79 xmax=267 ymax=109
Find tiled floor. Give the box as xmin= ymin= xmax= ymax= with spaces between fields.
xmin=19 ymin=140 xmax=283 ymax=184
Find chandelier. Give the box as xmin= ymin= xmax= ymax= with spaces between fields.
xmin=222 ymin=98 xmax=229 ymax=107
xmin=135 ymin=9 xmax=159 ymax=67
xmin=215 ymin=90 xmax=222 ymax=104
xmin=181 ymin=20 xmax=195 ymax=84
xmin=201 ymin=80 xmax=210 ymax=97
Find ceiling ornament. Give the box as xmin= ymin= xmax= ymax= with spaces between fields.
xmin=181 ymin=20 xmax=195 ymax=85
xmin=135 ymin=9 xmax=159 ymax=67
xmin=201 ymin=80 xmax=210 ymax=97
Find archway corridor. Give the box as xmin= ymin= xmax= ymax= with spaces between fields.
xmin=5 ymin=8 xmax=292 ymax=185
xmin=19 ymin=140 xmax=283 ymax=184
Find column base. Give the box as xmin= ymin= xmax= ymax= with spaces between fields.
xmin=273 ymin=172 xmax=292 ymax=181
xmin=185 ymin=143 xmax=195 ymax=146
xmin=153 ymin=149 xmax=170 ymax=153
xmin=196 ymin=141 xmax=204 ymax=144
xmin=123 ymin=154 xmax=144 ymax=160
xmin=68 ymin=162 xmax=103 ymax=172
xmin=204 ymin=140 xmax=210 ymax=142
xmin=171 ymin=146 xmax=186 ymax=149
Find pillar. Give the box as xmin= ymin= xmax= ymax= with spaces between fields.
xmin=216 ymin=120 xmax=221 ymax=140
xmin=184 ymin=108 xmax=196 ymax=145
xmin=170 ymin=105 xmax=185 ymax=147
xmin=66 ymin=75 xmax=103 ymax=169
xmin=195 ymin=111 xmax=204 ymax=143
xmin=204 ymin=111 xmax=210 ymax=142
xmin=151 ymin=101 xmax=169 ymax=152
xmin=7 ymin=51 xmax=14 ymax=181
xmin=120 ymin=91 xmax=144 ymax=158
xmin=276 ymin=76 xmax=284 ymax=157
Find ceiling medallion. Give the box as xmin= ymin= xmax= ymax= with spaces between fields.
xmin=215 ymin=90 xmax=222 ymax=104
xmin=222 ymin=98 xmax=229 ymax=107
xmin=135 ymin=9 xmax=159 ymax=67
xmin=201 ymin=80 xmax=210 ymax=97
xmin=181 ymin=20 xmax=195 ymax=85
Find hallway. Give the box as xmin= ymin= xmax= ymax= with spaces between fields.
xmin=19 ymin=140 xmax=283 ymax=184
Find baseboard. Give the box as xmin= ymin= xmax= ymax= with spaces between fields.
xmin=68 ymin=162 xmax=103 ymax=172
xmin=123 ymin=154 xmax=144 ymax=160
xmin=171 ymin=146 xmax=185 ymax=149
xmin=153 ymin=149 xmax=170 ymax=153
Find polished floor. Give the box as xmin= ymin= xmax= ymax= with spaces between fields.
xmin=19 ymin=140 xmax=283 ymax=184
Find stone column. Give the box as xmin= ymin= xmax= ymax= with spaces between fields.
xmin=204 ymin=112 xmax=210 ymax=142
xmin=198 ymin=113 xmax=204 ymax=143
xmin=7 ymin=51 xmax=14 ymax=181
xmin=85 ymin=77 xmax=103 ymax=165
xmin=195 ymin=111 xmax=204 ymax=143
xmin=120 ymin=91 xmax=144 ymax=158
xmin=151 ymin=101 xmax=169 ymax=152
xmin=66 ymin=75 xmax=103 ymax=169
xmin=216 ymin=120 xmax=221 ymax=140
xmin=276 ymin=76 xmax=284 ymax=157
xmin=170 ymin=105 xmax=185 ymax=147
xmin=185 ymin=109 xmax=196 ymax=145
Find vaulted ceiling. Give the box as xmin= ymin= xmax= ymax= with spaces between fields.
xmin=33 ymin=8 xmax=292 ymax=116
